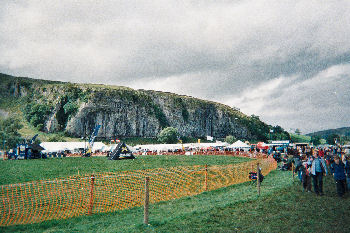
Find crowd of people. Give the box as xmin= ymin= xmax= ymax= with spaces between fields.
xmin=291 ymin=146 xmax=350 ymax=198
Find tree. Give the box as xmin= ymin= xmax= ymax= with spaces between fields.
xmin=273 ymin=125 xmax=284 ymax=134
xmin=243 ymin=115 xmax=269 ymax=141
xmin=341 ymin=135 xmax=350 ymax=145
xmin=225 ymin=135 xmax=236 ymax=144
xmin=310 ymin=135 xmax=321 ymax=146
xmin=23 ymin=102 xmax=52 ymax=131
xmin=326 ymin=134 xmax=340 ymax=145
xmin=295 ymin=129 xmax=301 ymax=135
xmin=320 ymin=139 xmax=327 ymax=145
xmin=250 ymin=114 xmax=260 ymax=121
xmin=157 ymin=127 xmax=179 ymax=144
xmin=268 ymin=125 xmax=290 ymax=141
xmin=0 ymin=117 xmax=23 ymax=149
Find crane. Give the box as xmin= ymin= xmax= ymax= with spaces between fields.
xmin=83 ymin=125 xmax=101 ymax=157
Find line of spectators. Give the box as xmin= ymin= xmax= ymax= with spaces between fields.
xmin=293 ymin=147 xmax=350 ymax=198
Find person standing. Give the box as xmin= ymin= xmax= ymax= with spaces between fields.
xmin=330 ymin=156 xmax=346 ymax=197
xmin=302 ymin=161 xmax=312 ymax=192
xmin=319 ymin=148 xmax=324 ymax=158
xmin=294 ymin=157 xmax=303 ymax=182
xmin=344 ymin=155 xmax=350 ymax=191
xmin=311 ymin=150 xmax=328 ymax=196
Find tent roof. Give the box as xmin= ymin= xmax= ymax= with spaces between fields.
xmin=134 ymin=141 xmax=229 ymax=151
xmin=28 ymin=143 xmax=45 ymax=151
xmin=40 ymin=142 xmax=106 ymax=153
xmin=228 ymin=140 xmax=250 ymax=148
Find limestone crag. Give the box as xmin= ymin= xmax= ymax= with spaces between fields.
xmin=65 ymin=100 xmax=161 ymax=138
xmin=0 ymin=74 xmax=258 ymax=140
xmin=62 ymin=89 xmax=251 ymax=139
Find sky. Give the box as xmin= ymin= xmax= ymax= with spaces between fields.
xmin=0 ymin=0 xmax=350 ymax=134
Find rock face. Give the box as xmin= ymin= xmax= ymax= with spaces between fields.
xmin=66 ymin=100 xmax=161 ymax=138
xmin=64 ymin=91 xmax=251 ymax=139
xmin=1 ymin=74 xmax=259 ymax=140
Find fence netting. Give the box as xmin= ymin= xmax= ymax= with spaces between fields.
xmin=0 ymin=157 xmax=276 ymax=226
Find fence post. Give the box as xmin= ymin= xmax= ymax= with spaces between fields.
xmin=257 ymin=163 xmax=261 ymax=196
xmin=144 ymin=177 xmax=150 ymax=225
xmin=205 ymin=164 xmax=208 ymax=191
xmin=88 ymin=175 xmax=95 ymax=215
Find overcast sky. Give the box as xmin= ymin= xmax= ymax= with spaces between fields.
xmin=1 ymin=0 xmax=350 ymax=134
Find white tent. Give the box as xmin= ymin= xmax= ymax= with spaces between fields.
xmin=183 ymin=141 xmax=229 ymax=149
xmin=134 ymin=141 xmax=229 ymax=152
xmin=134 ymin=144 xmax=183 ymax=152
xmin=228 ymin=140 xmax=250 ymax=150
xmin=40 ymin=142 xmax=107 ymax=153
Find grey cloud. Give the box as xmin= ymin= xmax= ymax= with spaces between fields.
xmin=249 ymin=65 xmax=350 ymax=133
xmin=1 ymin=0 xmax=350 ymax=132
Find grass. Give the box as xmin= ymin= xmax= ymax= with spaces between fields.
xmin=154 ymin=174 xmax=348 ymax=233
xmin=2 ymin=170 xmax=349 ymax=232
xmin=0 ymin=155 xmax=250 ymax=185
xmin=290 ymin=133 xmax=311 ymax=143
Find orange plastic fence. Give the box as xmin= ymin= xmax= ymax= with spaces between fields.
xmin=0 ymin=157 xmax=277 ymax=226
xmin=135 ymin=151 xmax=268 ymax=157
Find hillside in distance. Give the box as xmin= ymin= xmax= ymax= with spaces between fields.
xmin=307 ymin=127 xmax=350 ymax=138
xmin=0 ymin=73 xmax=288 ymax=141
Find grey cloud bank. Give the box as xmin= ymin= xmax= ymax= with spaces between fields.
xmin=1 ymin=0 xmax=349 ymax=133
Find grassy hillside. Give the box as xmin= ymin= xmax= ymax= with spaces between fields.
xmin=290 ymin=133 xmax=311 ymax=143
xmin=307 ymin=127 xmax=350 ymax=138
xmin=2 ymin=170 xmax=348 ymax=233
xmin=0 ymin=75 xmax=79 ymax=142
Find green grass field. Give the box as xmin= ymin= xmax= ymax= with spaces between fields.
xmin=0 ymin=155 xmax=250 ymax=185
xmin=290 ymin=133 xmax=311 ymax=143
xmin=1 ymin=169 xmax=349 ymax=233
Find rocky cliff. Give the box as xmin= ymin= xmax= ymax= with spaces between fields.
xmin=0 ymin=73 xmax=270 ymax=140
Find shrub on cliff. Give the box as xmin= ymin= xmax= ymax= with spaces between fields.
xmin=23 ymin=103 xmax=52 ymax=131
xmin=158 ymin=127 xmax=179 ymax=144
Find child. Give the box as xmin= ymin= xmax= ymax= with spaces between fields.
xmin=302 ymin=161 xmax=312 ymax=192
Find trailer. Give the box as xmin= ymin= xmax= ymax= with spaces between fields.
xmin=7 ymin=134 xmax=46 ymax=160
xmin=8 ymin=143 xmax=46 ymax=159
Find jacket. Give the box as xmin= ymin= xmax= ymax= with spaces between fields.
xmin=311 ymin=157 xmax=328 ymax=175
xmin=330 ymin=162 xmax=346 ymax=180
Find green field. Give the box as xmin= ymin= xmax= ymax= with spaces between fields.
xmin=1 ymin=169 xmax=349 ymax=233
xmin=0 ymin=155 xmax=250 ymax=185
xmin=290 ymin=133 xmax=311 ymax=143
